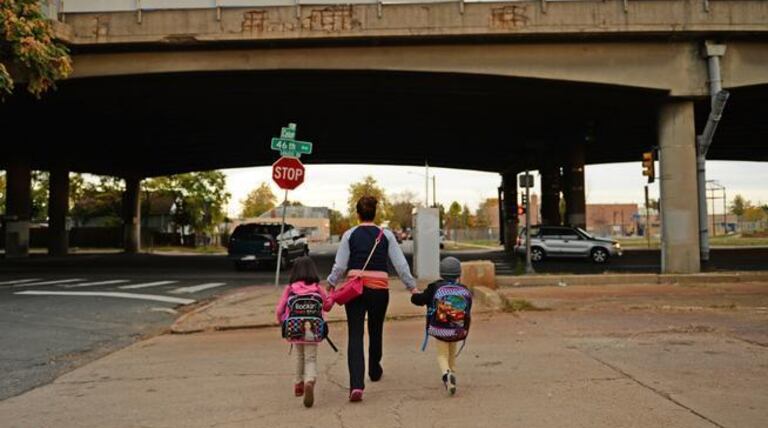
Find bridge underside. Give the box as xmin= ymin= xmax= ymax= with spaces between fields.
xmin=2 ymin=69 xmax=766 ymax=177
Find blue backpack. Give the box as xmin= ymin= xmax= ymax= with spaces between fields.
xmin=421 ymin=281 xmax=472 ymax=352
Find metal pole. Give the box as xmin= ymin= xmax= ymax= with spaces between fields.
xmin=723 ymin=188 xmax=727 ymax=235
xmin=645 ymin=185 xmax=651 ymax=248
xmin=711 ymin=186 xmax=716 ymax=237
xmin=524 ymin=171 xmax=535 ymax=274
xmin=274 ymin=189 xmax=289 ymax=287
xmin=432 ymin=175 xmax=436 ymax=207
xmin=425 ymin=162 xmax=429 ymax=207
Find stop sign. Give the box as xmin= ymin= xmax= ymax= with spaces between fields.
xmin=272 ymin=156 xmax=305 ymax=190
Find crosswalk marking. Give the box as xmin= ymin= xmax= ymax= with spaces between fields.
xmin=119 ymin=281 xmax=178 ymax=290
xmin=13 ymin=279 xmax=85 ymax=287
xmin=14 ymin=291 xmax=195 ymax=305
xmin=64 ymin=280 xmax=130 ymax=288
xmin=170 ymin=283 xmax=227 ymax=294
xmin=0 ymin=278 xmax=41 ymax=285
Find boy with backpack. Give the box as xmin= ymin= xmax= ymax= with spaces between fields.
xmin=410 ymin=256 xmax=472 ymax=396
xmin=275 ymin=256 xmax=335 ymax=408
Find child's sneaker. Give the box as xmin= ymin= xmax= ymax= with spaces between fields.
xmin=349 ymin=389 xmax=364 ymax=402
xmin=442 ymin=371 xmax=457 ymax=395
xmin=303 ymin=381 xmax=315 ymax=408
xmin=294 ymin=382 xmax=304 ymax=397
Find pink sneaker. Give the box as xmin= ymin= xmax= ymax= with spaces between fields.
xmin=349 ymin=389 xmax=364 ymax=402
xmin=294 ymin=382 xmax=304 ymax=397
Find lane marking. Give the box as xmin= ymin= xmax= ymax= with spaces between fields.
xmin=150 ymin=307 xmax=179 ymax=315
xmin=170 ymin=283 xmax=227 ymax=294
xmin=63 ymin=280 xmax=130 ymax=288
xmin=119 ymin=280 xmax=178 ymax=290
xmin=14 ymin=291 xmax=195 ymax=305
xmin=0 ymin=278 xmax=41 ymax=285
xmin=13 ymin=278 xmax=85 ymax=287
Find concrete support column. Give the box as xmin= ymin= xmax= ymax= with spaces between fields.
xmin=563 ymin=144 xmax=586 ymax=229
xmin=48 ymin=168 xmax=70 ymax=256
xmin=659 ymin=101 xmax=701 ymax=273
xmin=540 ymin=163 xmax=562 ymax=226
xmin=4 ymin=163 xmax=32 ymax=258
xmin=501 ymin=172 xmax=518 ymax=253
xmin=123 ymin=176 xmax=141 ymax=254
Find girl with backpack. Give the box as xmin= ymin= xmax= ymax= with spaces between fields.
xmin=410 ymin=256 xmax=472 ymax=396
xmin=275 ymin=256 xmax=334 ymax=408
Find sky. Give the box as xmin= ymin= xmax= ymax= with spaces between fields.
xmin=222 ymin=160 xmax=768 ymax=218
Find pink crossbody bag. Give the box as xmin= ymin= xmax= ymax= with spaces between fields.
xmin=333 ymin=228 xmax=385 ymax=306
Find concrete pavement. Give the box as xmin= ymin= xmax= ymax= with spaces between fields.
xmin=1 ymin=281 xmax=766 ymax=427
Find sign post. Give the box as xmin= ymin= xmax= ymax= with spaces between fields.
xmin=270 ymin=123 xmax=312 ymax=287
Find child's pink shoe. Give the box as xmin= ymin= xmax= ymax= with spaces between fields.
xmin=349 ymin=389 xmax=363 ymax=402
xmin=294 ymin=382 xmax=304 ymax=397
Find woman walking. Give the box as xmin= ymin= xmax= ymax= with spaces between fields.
xmin=327 ymin=196 xmax=418 ymax=402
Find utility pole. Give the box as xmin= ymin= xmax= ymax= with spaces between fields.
xmin=432 ymin=175 xmax=436 ymax=207
xmin=523 ymin=171 xmax=535 ymax=274
xmin=425 ymin=161 xmax=429 ymax=207
xmin=645 ymin=185 xmax=651 ymax=248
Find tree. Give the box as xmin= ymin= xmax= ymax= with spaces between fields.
xmin=70 ymin=175 xmax=124 ymax=227
xmin=446 ymin=201 xmax=463 ymax=229
xmin=475 ymin=198 xmax=497 ymax=228
xmin=743 ymin=206 xmax=767 ymax=223
xmin=730 ymin=194 xmax=749 ymax=217
xmin=347 ymin=176 xmax=388 ymax=224
xmin=144 ymin=171 xmax=230 ymax=238
xmin=0 ymin=0 xmax=73 ymax=99
xmin=329 ymin=209 xmax=350 ymax=237
xmin=30 ymin=171 xmax=48 ymax=222
xmin=388 ymin=190 xmax=419 ymax=231
xmin=239 ymin=182 xmax=276 ymax=218
xmin=0 ymin=172 xmax=5 ymax=213
xmin=461 ymin=204 xmax=474 ymax=228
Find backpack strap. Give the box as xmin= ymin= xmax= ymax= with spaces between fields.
xmin=326 ymin=335 xmax=339 ymax=352
xmin=420 ymin=305 xmax=434 ymax=352
xmin=359 ymin=227 xmax=385 ymax=274
xmin=455 ymin=339 xmax=467 ymax=358
xmin=420 ymin=329 xmax=429 ymax=352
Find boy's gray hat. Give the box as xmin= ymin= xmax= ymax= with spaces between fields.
xmin=440 ymin=257 xmax=462 ymax=279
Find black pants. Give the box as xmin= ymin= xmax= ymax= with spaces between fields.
xmin=344 ymin=287 xmax=390 ymax=390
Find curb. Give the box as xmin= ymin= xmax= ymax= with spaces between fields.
xmin=496 ymin=271 xmax=768 ymax=288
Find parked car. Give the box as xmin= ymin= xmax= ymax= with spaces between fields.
xmin=514 ymin=226 xmax=622 ymax=263
xmin=228 ymin=223 xmax=309 ymax=270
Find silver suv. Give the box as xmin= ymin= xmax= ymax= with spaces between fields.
xmin=515 ymin=226 xmax=622 ymax=263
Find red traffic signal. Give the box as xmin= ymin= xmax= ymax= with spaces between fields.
xmin=517 ymin=205 xmax=526 ymax=215
xmin=642 ymin=151 xmax=655 ymax=184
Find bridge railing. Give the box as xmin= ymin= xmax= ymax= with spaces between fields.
xmin=49 ymin=0 xmax=740 ymax=15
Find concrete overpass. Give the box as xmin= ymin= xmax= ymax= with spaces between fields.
xmin=2 ymin=0 xmax=768 ymax=273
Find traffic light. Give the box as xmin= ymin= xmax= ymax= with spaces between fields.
xmin=517 ymin=205 xmax=526 ymax=215
xmin=642 ymin=151 xmax=655 ymax=183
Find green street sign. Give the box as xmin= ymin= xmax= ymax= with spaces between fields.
xmin=271 ymin=138 xmax=313 ymax=157
xmin=270 ymin=123 xmax=313 ymax=158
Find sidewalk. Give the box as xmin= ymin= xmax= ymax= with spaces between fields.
xmin=2 ymin=282 xmax=766 ymax=427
